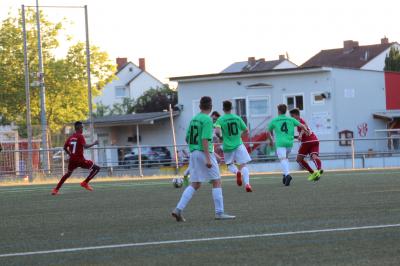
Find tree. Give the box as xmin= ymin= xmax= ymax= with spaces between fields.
xmin=384 ymin=47 xmax=400 ymax=72
xmin=110 ymin=98 xmax=136 ymax=115
xmin=135 ymin=86 xmax=178 ymax=113
xmin=0 ymin=9 xmax=115 ymax=137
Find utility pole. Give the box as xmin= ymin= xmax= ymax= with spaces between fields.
xmin=22 ymin=5 xmax=34 ymax=182
xmin=35 ymin=0 xmax=50 ymax=172
xmin=84 ymin=5 xmax=95 ymax=160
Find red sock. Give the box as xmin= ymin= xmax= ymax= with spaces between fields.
xmin=84 ymin=167 xmax=99 ymax=183
xmin=56 ymin=172 xmax=71 ymax=190
xmin=312 ymin=157 xmax=322 ymax=170
xmin=298 ymin=159 xmax=314 ymax=174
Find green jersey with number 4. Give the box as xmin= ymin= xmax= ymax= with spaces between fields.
xmin=216 ymin=113 xmax=247 ymax=152
xmin=186 ymin=113 xmax=214 ymax=152
xmin=267 ymin=114 xmax=300 ymax=148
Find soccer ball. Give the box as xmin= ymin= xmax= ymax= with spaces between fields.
xmin=172 ymin=177 xmax=183 ymax=188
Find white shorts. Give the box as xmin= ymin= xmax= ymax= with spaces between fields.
xmin=276 ymin=147 xmax=292 ymax=159
xmin=223 ymin=144 xmax=252 ymax=165
xmin=189 ymin=150 xmax=220 ymax=183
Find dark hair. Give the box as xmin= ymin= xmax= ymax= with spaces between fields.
xmin=211 ymin=111 xmax=220 ymax=118
xmin=199 ymin=96 xmax=212 ymax=110
xmin=277 ymin=104 xmax=287 ymax=114
xmin=223 ymin=100 xmax=233 ymax=112
xmin=289 ymin=108 xmax=300 ymax=116
xmin=74 ymin=121 xmax=83 ymax=130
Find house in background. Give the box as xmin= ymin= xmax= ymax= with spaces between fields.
xmin=170 ymin=38 xmax=400 ymax=158
xmin=301 ymin=37 xmax=399 ymax=71
xmin=94 ymin=58 xmax=164 ymax=108
xmin=222 ymin=55 xmax=297 ymax=73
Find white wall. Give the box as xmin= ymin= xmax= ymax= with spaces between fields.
xmin=361 ymin=43 xmax=400 ymax=71
xmin=273 ymin=60 xmax=297 ymax=69
xmin=330 ymin=68 xmax=387 ymax=153
xmin=175 ymin=70 xmax=336 ymax=152
xmin=128 ymin=72 xmax=164 ymax=100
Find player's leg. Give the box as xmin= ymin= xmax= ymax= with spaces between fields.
xmin=52 ymin=162 xmax=76 ymax=195
xmin=277 ymin=147 xmax=291 ymax=186
xmin=80 ymin=161 xmax=99 ymax=191
xmin=172 ymin=151 xmax=202 ymax=222
xmin=296 ymin=144 xmax=314 ymax=174
xmin=224 ymin=150 xmax=241 ymax=186
xmin=236 ymin=144 xmax=252 ymax=192
xmin=209 ymin=154 xmax=235 ymax=220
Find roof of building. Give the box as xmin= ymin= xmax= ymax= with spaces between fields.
xmin=222 ymin=59 xmax=286 ymax=73
xmin=301 ymin=42 xmax=395 ymax=69
xmin=91 ymin=111 xmax=179 ymax=127
xmin=170 ymin=66 xmax=329 ymax=82
xmin=373 ymin=110 xmax=400 ymax=121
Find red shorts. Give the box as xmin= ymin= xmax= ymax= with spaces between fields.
xmin=298 ymin=141 xmax=319 ymax=157
xmin=68 ymin=159 xmax=94 ymax=172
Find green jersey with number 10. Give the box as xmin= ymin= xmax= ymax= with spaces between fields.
xmin=216 ymin=113 xmax=247 ymax=152
xmin=267 ymin=114 xmax=300 ymax=148
xmin=186 ymin=113 xmax=214 ymax=153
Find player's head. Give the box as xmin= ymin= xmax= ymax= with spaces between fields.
xmin=199 ymin=96 xmax=212 ymax=113
xmin=211 ymin=111 xmax=220 ymax=122
xmin=74 ymin=121 xmax=83 ymax=133
xmin=277 ymin=104 xmax=287 ymax=115
xmin=222 ymin=100 xmax=233 ymax=113
xmin=289 ymin=108 xmax=301 ymax=119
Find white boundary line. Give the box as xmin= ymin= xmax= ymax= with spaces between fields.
xmin=1 ymin=223 xmax=400 ymax=258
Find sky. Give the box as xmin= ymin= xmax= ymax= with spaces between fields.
xmin=1 ymin=0 xmax=400 ymax=84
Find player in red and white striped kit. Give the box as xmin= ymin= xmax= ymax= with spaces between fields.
xmin=289 ymin=108 xmax=323 ymax=181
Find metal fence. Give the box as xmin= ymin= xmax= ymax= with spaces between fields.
xmin=1 ymin=137 xmax=400 ymax=181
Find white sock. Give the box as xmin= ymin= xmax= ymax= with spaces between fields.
xmin=228 ymin=164 xmax=238 ymax=174
xmin=280 ymin=159 xmax=290 ymax=176
xmin=183 ymin=167 xmax=190 ymax=176
xmin=212 ymin=188 xmax=224 ymax=215
xmin=176 ymin=185 xmax=195 ymax=211
xmin=241 ymin=167 xmax=250 ymax=185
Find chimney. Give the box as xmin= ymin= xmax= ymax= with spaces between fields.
xmin=343 ymin=40 xmax=359 ymax=53
xmin=279 ymin=54 xmax=285 ymax=61
xmin=381 ymin=36 xmax=389 ymax=44
xmin=116 ymin=57 xmax=128 ymax=71
xmin=139 ymin=58 xmax=146 ymax=71
xmin=248 ymin=57 xmax=256 ymax=66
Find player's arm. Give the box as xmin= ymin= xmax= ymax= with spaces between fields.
xmin=298 ymin=123 xmax=310 ymax=136
xmin=266 ymin=130 xmax=274 ymax=147
xmin=215 ymin=126 xmax=223 ymax=141
xmin=63 ymin=141 xmax=71 ymax=156
xmin=83 ymin=135 xmax=99 ymax=149
xmin=202 ymin=120 xmax=213 ymax=168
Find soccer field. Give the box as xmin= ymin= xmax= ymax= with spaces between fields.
xmin=1 ymin=169 xmax=400 ymax=265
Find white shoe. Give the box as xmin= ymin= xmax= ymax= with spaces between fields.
xmin=215 ymin=213 xmax=236 ymax=220
xmin=171 ymin=208 xmax=186 ymax=222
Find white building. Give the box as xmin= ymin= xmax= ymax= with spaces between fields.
xmin=94 ymin=58 xmax=164 ymax=107
xmin=170 ymin=38 xmax=400 ymax=156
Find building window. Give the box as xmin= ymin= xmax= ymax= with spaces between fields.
xmin=248 ymin=96 xmax=270 ymax=117
xmin=338 ymin=130 xmax=353 ymax=146
xmin=235 ymin=98 xmax=247 ymax=124
xmin=115 ymin=86 xmax=129 ymax=98
xmin=285 ymin=94 xmax=304 ymax=111
xmin=311 ymin=92 xmax=326 ymax=105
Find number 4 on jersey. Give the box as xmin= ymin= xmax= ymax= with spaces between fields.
xmin=280 ymin=122 xmax=288 ymax=134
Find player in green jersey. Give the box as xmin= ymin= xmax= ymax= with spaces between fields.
xmin=215 ymin=100 xmax=253 ymax=192
xmin=267 ymin=104 xmax=309 ymax=186
xmin=172 ymin=96 xmax=235 ymax=222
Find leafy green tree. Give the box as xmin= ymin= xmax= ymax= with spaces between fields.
xmin=0 ymin=9 xmax=115 ymax=137
xmin=110 ymin=98 xmax=136 ymax=115
xmin=384 ymin=47 xmax=400 ymax=71
xmin=135 ymin=86 xmax=177 ymax=113
xmin=94 ymin=102 xmax=111 ymax=117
